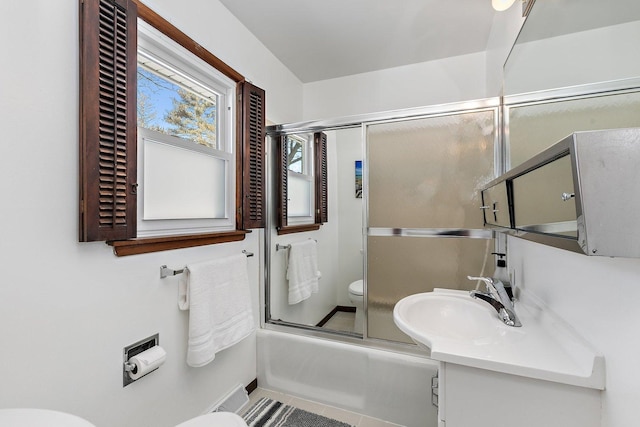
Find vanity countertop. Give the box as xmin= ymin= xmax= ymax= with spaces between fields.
xmin=396 ymin=288 xmax=605 ymax=389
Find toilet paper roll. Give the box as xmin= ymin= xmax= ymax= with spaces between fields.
xmin=128 ymin=346 xmax=167 ymax=380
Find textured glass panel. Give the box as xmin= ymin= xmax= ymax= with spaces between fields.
xmin=509 ymin=90 xmax=640 ymax=169
xmin=367 ymin=236 xmax=494 ymax=343
xmin=143 ymin=139 xmax=225 ymax=219
xmin=368 ymin=111 xmax=495 ymax=229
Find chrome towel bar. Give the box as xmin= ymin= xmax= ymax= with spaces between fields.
xmin=276 ymin=239 xmax=317 ymax=252
xmin=160 ymin=250 xmax=254 ymax=279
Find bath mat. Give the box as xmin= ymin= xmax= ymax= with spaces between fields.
xmin=243 ymin=397 xmax=353 ymax=427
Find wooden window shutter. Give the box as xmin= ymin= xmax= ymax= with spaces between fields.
xmin=276 ymin=135 xmax=288 ymax=230
xmin=238 ymin=81 xmax=266 ymax=229
xmin=314 ymin=132 xmax=328 ymax=224
xmin=79 ymin=0 xmax=137 ymax=242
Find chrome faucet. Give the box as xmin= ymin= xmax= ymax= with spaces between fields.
xmin=467 ymin=276 xmax=521 ymax=327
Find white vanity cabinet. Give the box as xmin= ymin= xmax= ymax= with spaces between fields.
xmin=393 ymin=289 xmax=606 ymax=427
xmin=437 ymin=362 xmax=601 ymax=427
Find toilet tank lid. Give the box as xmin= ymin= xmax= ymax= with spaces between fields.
xmin=349 ymin=280 xmax=363 ymax=296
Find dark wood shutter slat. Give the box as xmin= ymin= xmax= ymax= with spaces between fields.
xmin=276 ymin=135 xmax=288 ymax=230
xmin=80 ymin=0 xmax=137 ymax=242
xmin=315 ymin=132 xmax=328 ymax=224
xmin=239 ymin=81 xmax=266 ymax=229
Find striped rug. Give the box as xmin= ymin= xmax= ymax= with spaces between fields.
xmin=243 ymin=397 xmax=353 ymax=427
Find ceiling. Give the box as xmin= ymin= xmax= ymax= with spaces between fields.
xmin=219 ymin=0 xmax=501 ymax=83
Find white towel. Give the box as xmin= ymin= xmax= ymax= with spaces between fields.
xmin=181 ymin=254 xmax=255 ymax=367
xmin=286 ymin=240 xmax=321 ymax=304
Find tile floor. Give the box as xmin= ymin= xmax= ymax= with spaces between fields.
xmin=242 ymin=387 xmax=405 ymax=427
xmin=321 ymin=311 xmax=356 ymax=333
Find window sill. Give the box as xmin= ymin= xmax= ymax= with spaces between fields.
xmin=276 ymin=224 xmax=321 ymax=235
xmin=107 ymin=230 xmax=250 ymax=256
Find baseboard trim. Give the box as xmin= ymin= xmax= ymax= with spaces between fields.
xmin=316 ymin=305 xmax=356 ymax=327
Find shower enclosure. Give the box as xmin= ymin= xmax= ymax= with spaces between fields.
xmin=265 ymin=99 xmax=500 ymax=344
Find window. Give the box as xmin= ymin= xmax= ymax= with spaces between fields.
xmin=136 ymin=22 xmax=235 ymax=237
xmin=286 ymin=134 xmax=314 ymax=222
xmin=276 ymin=132 xmax=328 ymax=234
xmin=287 ymin=134 xmax=306 ymax=174
xmin=79 ymin=0 xmax=265 ymax=254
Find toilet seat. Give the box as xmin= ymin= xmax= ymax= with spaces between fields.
xmin=348 ymin=279 xmax=363 ymax=296
xmin=175 ymin=412 xmax=248 ymax=427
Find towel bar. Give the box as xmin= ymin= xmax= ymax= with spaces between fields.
xmin=276 ymin=239 xmax=317 ymax=252
xmin=160 ymin=250 xmax=254 ymax=279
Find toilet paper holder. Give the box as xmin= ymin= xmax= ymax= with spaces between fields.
xmin=123 ymin=333 xmax=160 ymax=387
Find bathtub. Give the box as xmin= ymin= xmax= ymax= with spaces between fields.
xmin=257 ymin=329 xmax=439 ymax=427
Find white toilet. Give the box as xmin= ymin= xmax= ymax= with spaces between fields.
xmin=0 ymin=409 xmax=248 ymax=427
xmin=0 ymin=409 xmax=96 ymax=427
xmin=348 ymin=279 xmax=364 ymax=333
xmin=175 ymin=412 xmax=248 ymax=427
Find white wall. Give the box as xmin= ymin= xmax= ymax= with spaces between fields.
xmin=0 ymin=1 xmax=302 ymax=426
xmin=508 ymin=236 xmax=640 ymax=427
xmin=335 ymin=128 xmax=364 ymax=306
xmin=302 ymin=51 xmax=488 ymax=121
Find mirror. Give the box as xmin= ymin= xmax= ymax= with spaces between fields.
xmin=481 ymin=181 xmax=510 ymax=228
xmin=504 ymin=0 xmax=640 ymax=96
xmin=267 ymin=101 xmax=499 ymax=341
xmin=511 ymin=154 xmax=576 ymax=236
xmin=502 ymin=0 xmax=640 ymax=252
xmin=507 ymin=91 xmax=640 ymax=170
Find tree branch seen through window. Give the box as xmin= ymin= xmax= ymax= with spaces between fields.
xmin=137 ymin=66 xmax=217 ymax=149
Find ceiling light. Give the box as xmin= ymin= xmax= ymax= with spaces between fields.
xmin=492 ymin=0 xmax=516 ymax=11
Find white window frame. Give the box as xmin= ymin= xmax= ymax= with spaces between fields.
xmin=136 ymin=20 xmax=236 ymax=237
xmin=286 ymin=133 xmax=315 ymax=225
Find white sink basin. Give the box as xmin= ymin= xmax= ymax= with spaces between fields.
xmin=393 ymin=290 xmax=514 ymax=347
xmin=393 ymin=288 xmax=606 ymax=390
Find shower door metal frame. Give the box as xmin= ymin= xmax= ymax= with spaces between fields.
xmin=264 ymin=97 xmax=502 ymax=348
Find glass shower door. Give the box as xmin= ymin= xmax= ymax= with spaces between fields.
xmin=366 ymin=109 xmax=497 ymax=343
